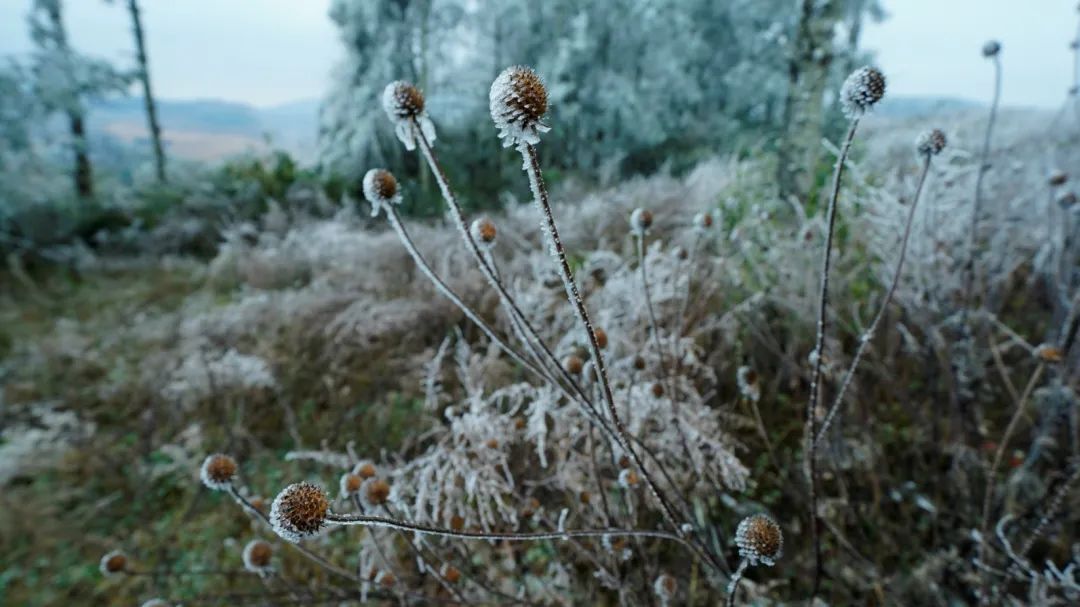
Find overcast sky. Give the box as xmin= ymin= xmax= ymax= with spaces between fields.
xmin=0 ymin=0 xmax=1076 ymax=109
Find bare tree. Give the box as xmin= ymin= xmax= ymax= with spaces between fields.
xmin=124 ymin=0 xmax=167 ymax=183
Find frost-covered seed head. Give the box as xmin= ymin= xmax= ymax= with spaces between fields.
xmin=382 ymin=81 xmax=425 ymax=120
xmin=441 ymin=564 xmax=461 ymax=584
xmin=1033 ymin=344 xmax=1064 ymax=363
xmin=630 ymin=208 xmax=653 ymax=235
xmin=340 ymin=473 xmax=363 ymax=497
xmin=693 ymin=211 xmax=714 ymax=230
xmin=982 ymin=40 xmax=1001 ymax=57
xmin=270 ymin=482 xmax=329 ymax=542
xmin=840 ymin=66 xmax=886 ymax=118
xmin=735 ymin=514 xmax=783 ymax=566
xmin=242 ymin=540 xmax=273 ymax=574
xmin=562 ymin=354 xmax=584 ymax=375
xmin=99 ymin=550 xmax=128 ymax=577
xmin=200 ymin=454 xmax=238 ymax=491
xmin=654 ymin=574 xmax=678 ymax=603
xmin=352 ymin=461 xmax=377 ymax=479
xmin=916 ymin=129 xmax=947 ymax=157
xmin=485 ymin=438 xmax=499 ymax=449
xmin=470 ymin=218 xmax=497 ymax=249
xmin=594 ymin=328 xmax=608 ymax=349
xmin=1059 ymin=191 xmax=1078 ymax=208
xmin=362 ymin=169 xmax=403 ymax=217
xmin=489 ymin=65 xmax=550 ymax=147
xmin=618 ymin=468 xmax=640 ymax=489
xmin=364 ymin=478 xmax=391 ymax=507
xmin=651 ymin=382 xmax=664 ymax=398
xmin=1049 ymin=170 xmax=1068 ymax=187
xmin=737 ymin=366 xmax=761 ymax=402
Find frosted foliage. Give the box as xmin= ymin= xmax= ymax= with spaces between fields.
xmin=161 ymin=349 xmax=277 ymax=408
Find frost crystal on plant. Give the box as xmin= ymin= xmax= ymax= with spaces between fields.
xmin=242 ymin=539 xmax=273 ymax=575
xmin=916 ymin=128 xmax=947 ymax=157
xmin=270 ymin=482 xmax=329 ymax=543
xmin=99 ymin=550 xmax=127 ymax=577
xmin=489 ymin=65 xmax=550 ymax=147
xmin=630 ymin=208 xmax=653 ymax=236
xmin=382 ymin=81 xmax=436 ymax=151
xmin=735 ymin=513 xmax=783 ymax=566
xmin=199 ymin=453 xmax=238 ymax=491
xmin=362 ymin=169 xmax=403 ymax=218
xmin=840 ymin=66 xmax=886 ymax=118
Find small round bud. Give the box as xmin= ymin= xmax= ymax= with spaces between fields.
xmin=633 ymin=356 xmax=646 ymax=371
xmin=470 ymin=217 xmax=497 ymax=250
xmin=363 ymin=478 xmax=391 ymax=507
xmin=982 ymin=40 xmax=1001 ymax=58
xmin=1058 ymin=191 xmax=1078 ymax=208
xmin=650 ymin=382 xmax=664 ymax=398
xmin=352 ymin=461 xmax=377 ymax=479
xmin=242 ymin=540 xmax=274 ymax=574
xmin=840 ymin=66 xmax=886 ymax=118
xmin=340 ymin=473 xmax=363 ymax=497
xmin=915 ymin=129 xmax=947 ymax=157
xmin=441 ymin=563 xmax=462 ymax=584
xmin=381 ymin=81 xmax=436 ymax=151
xmin=1049 ymin=170 xmax=1068 ymax=187
xmin=735 ymin=514 xmax=783 ymax=566
xmin=736 ymin=366 xmax=761 ymax=402
xmin=618 ymin=468 xmax=640 ymax=489
xmin=200 ymin=454 xmax=238 ymax=491
xmin=630 ymin=208 xmax=653 ymax=235
xmin=594 ymin=328 xmax=608 ymax=349
xmin=449 ymin=514 xmax=465 ymax=531
xmin=99 ymin=550 xmax=128 ymax=577
xmin=654 ymin=573 xmax=678 ymax=604
xmin=1034 ymin=344 xmax=1064 ymax=363
xmin=362 ymin=169 xmax=403 ymax=217
xmin=485 ymin=438 xmax=499 ymax=449
xmin=489 ymin=65 xmax=550 ymax=147
xmin=562 ymin=354 xmax=584 ymax=375
xmin=579 ymin=491 xmax=591 ymax=505
xmin=693 ymin=211 xmax=714 ymax=230
xmin=270 ymin=482 xmax=329 ymax=543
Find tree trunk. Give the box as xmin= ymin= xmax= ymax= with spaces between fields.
xmin=44 ymin=1 xmax=94 ymax=199
xmin=127 ymin=0 xmax=167 ymax=183
xmin=777 ymin=0 xmax=841 ymax=203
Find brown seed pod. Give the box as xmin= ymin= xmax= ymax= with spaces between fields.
xmin=840 ymin=66 xmax=886 ymax=117
xmin=382 ymin=81 xmax=425 ymax=120
xmin=562 ymin=354 xmax=584 ymax=375
xmin=99 ymin=550 xmax=128 ymax=577
xmin=364 ymin=479 xmax=391 ymax=506
xmin=735 ymin=514 xmax=783 ymax=566
xmin=200 ymin=454 xmax=238 ymax=491
xmin=352 ymin=461 xmax=377 ymax=479
xmin=242 ymin=540 xmax=273 ymax=573
xmin=490 ymin=65 xmax=550 ymax=146
xmin=594 ymin=328 xmax=609 ymax=349
xmin=340 ymin=473 xmax=363 ymax=496
xmin=441 ymin=564 xmax=462 ymax=584
xmin=651 ymin=382 xmax=665 ymax=398
xmin=270 ymin=482 xmax=329 ymax=542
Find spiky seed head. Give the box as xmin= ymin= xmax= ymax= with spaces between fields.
xmin=363 ymin=478 xmax=391 ymax=507
xmin=618 ymin=468 xmax=640 ymax=489
xmin=270 ymin=482 xmax=329 ymax=543
xmin=916 ymin=129 xmax=947 ymax=157
xmin=489 ymin=65 xmax=551 ymax=147
xmin=654 ymin=574 xmax=678 ymax=603
xmin=1059 ymin=191 xmax=1078 ymax=208
xmin=982 ymin=40 xmax=1001 ymax=57
xmin=594 ymin=328 xmax=608 ymax=349
xmin=352 ymin=461 xmax=377 ymax=479
xmin=563 ymin=354 xmax=584 ymax=375
xmin=242 ymin=540 xmax=273 ymax=573
xmin=362 ymin=169 xmax=403 ymax=217
xmin=99 ymin=550 xmax=128 ymax=577
xmin=840 ymin=66 xmax=886 ymax=118
xmin=630 ymin=208 xmax=654 ymax=235
xmin=441 ymin=564 xmax=462 ymax=584
xmin=382 ymin=81 xmax=425 ymax=120
xmin=1049 ymin=170 xmax=1068 ymax=187
xmin=470 ymin=218 xmax=497 ymax=249
xmin=340 ymin=473 xmax=363 ymax=497
xmin=735 ymin=514 xmax=783 ymax=566
xmin=693 ymin=211 xmax=714 ymax=230
xmin=1034 ymin=344 xmax=1064 ymax=362
xmin=200 ymin=454 xmax=238 ymax=491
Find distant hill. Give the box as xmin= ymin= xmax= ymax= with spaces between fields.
xmin=88 ymin=97 xmax=320 ymax=163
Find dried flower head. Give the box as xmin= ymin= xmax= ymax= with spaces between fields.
xmin=363 ymin=478 xmax=391 ymax=507
xmin=99 ymin=550 xmax=128 ymax=577
xmin=618 ymin=468 xmax=640 ymax=489
xmin=362 ymin=169 xmax=403 ymax=217
xmin=340 ymin=473 xmax=363 ymax=497
xmin=489 ymin=65 xmax=550 ymax=147
xmin=449 ymin=514 xmax=465 ymax=531
xmin=440 ymin=563 xmax=462 ymax=584
xmin=562 ymin=354 xmax=584 ymax=375
xmin=470 ymin=217 xmax=498 ymax=250
xmin=1049 ymin=170 xmax=1068 ymax=187
xmin=382 ymin=80 xmax=436 ymax=151
xmin=630 ymin=208 xmax=654 ymax=235
xmin=200 ymin=454 xmax=238 ymax=491
xmin=982 ymin=40 xmax=1002 ymax=58
xmin=840 ymin=66 xmax=886 ymax=118
xmin=352 ymin=461 xmax=377 ymax=479
xmin=1033 ymin=344 xmax=1065 ymax=363
xmin=735 ymin=514 xmax=783 ymax=566
xmin=693 ymin=211 xmax=714 ymax=230
xmin=650 ymin=382 xmax=664 ymax=398
xmin=916 ymin=129 xmax=947 ymax=157
xmin=594 ymin=328 xmax=608 ymax=349
xmin=242 ymin=540 xmax=273 ymax=574
xmin=374 ymin=570 xmax=396 ymax=587
xmin=654 ymin=573 xmax=678 ymax=604
xmin=270 ymin=482 xmax=329 ymax=542
xmin=736 ymin=366 xmax=761 ymax=402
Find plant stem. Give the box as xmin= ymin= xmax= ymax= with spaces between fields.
xmin=963 ymin=55 xmax=1002 ymax=311
xmin=725 ymin=559 xmax=749 ymax=607
xmin=816 ymin=155 xmax=933 ymax=445
xmin=805 ymin=116 xmax=860 ymax=599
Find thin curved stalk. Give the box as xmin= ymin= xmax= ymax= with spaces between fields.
xmin=963 ymin=55 xmax=1002 ymax=310
xmin=519 ymin=142 xmax=687 ymax=541
xmin=815 ymin=155 xmax=933 ymax=445
xmin=725 ymin=559 xmax=749 ymax=607
xmin=805 ymin=116 xmax=861 ymax=599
